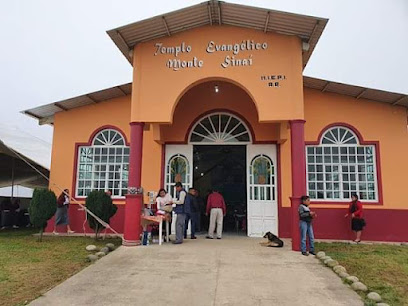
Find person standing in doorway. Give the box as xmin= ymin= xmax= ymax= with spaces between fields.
xmin=184 ymin=187 xmax=198 ymax=239
xmin=171 ymin=182 xmax=187 ymax=244
xmin=53 ymin=189 xmax=75 ymax=235
xmin=298 ymin=195 xmax=316 ymax=256
xmin=345 ymin=193 xmax=365 ymax=243
xmin=195 ymin=189 xmax=205 ymax=232
xmin=206 ymin=190 xmax=226 ymax=239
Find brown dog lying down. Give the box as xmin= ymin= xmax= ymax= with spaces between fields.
xmin=260 ymin=232 xmax=284 ymax=248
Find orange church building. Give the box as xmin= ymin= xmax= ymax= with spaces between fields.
xmin=24 ymin=1 xmax=408 ymax=247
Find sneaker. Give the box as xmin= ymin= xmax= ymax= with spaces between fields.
xmin=206 ymin=236 xmax=213 ymax=239
xmin=1 ymin=226 xmax=6 ymax=230
xmin=301 ymin=252 xmax=309 ymax=256
xmin=53 ymin=231 xmax=59 ymax=235
xmin=309 ymin=251 xmax=316 ymax=256
xmin=191 ymin=236 xmax=197 ymax=239
xmin=12 ymin=225 xmax=19 ymax=229
xmin=67 ymin=230 xmax=75 ymax=234
xmin=217 ymin=237 xmax=222 ymax=240
xmin=172 ymin=241 xmax=182 ymax=244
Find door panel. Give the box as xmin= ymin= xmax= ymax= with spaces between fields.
xmin=247 ymin=145 xmax=278 ymax=237
xmin=164 ymin=145 xmax=193 ymax=197
xmin=164 ymin=145 xmax=193 ymax=235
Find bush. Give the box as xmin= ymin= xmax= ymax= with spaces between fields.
xmin=85 ymin=190 xmax=117 ymax=239
xmin=29 ymin=188 xmax=57 ymax=241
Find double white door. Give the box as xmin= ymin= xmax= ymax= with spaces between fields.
xmin=164 ymin=144 xmax=278 ymax=237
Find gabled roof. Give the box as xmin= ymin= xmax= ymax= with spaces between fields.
xmin=303 ymin=76 xmax=408 ymax=106
xmin=22 ymin=83 xmax=132 ymax=125
xmin=22 ymin=77 xmax=408 ymax=125
xmin=107 ymin=0 xmax=328 ymax=68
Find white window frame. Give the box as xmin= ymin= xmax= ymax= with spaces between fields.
xmin=249 ymin=154 xmax=275 ymax=202
xmin=76 ymin=129 xmax=129 ymax=199
xmin=189 ymin=112 xmax=252 ymax=144
xmin=165 ymin=154 xmax=191 ymax=198
xmin=306 ymin=126 xmax=378 ymax=202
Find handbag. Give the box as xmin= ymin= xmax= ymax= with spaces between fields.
xmin=163 ymin=205 xmax=173 ymax=213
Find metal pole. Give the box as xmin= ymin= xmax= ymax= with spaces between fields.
xmin=11 ymin=156 xmax=15 ymax=200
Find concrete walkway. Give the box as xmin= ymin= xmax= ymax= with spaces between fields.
xmin=30 ymin=235 xmax=363 ymax=306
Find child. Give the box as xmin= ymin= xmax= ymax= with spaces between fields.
xmin=298 ymin=195 xmax=316 ymax=256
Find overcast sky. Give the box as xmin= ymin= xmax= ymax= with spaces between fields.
xmin=1 ymin=0 xmax=407 ymax=144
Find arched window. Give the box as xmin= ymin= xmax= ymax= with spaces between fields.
xmin=166 ymin=154 xmax=190 ymax=197
xmin=76 ymin=129 xmax=129 ymax=198
xmin=189 ymin=113 xmax=251 ymax=144
xmin=306 ymin=126 xmax=378 ymax=201
xmin=249 ymin=155 xmax=275 ymax=201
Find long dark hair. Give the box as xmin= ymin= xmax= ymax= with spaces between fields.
xmin=351 ymin=193 xmax=359 ymax=201
xmin=57 ymin=189 xmax=69 ymax=204
xmin=157 ymin=188 xmax=167 ymax=197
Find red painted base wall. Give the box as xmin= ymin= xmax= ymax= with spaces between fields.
xmin=46 ymin=205 xmax=408 ymax=242
xmin=278 ymin=207 xmax=408 ymax=242
xmin=45 ymin=204 xmax=125 ymax=234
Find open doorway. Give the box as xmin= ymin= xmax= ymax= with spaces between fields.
xmin=193 ymin=145 xmax=247 ymax=234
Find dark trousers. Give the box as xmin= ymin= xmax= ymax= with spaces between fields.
xmin=1 ymin=210 xmax=17 ymax=227
xmin=175 ymin=213 xmax=186 ymax=243
xmin=184 ymin=212 xmax=198 ymax=238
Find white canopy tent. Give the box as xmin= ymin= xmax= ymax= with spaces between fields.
xmin=0 ymin=124 xmax=51 ymax=195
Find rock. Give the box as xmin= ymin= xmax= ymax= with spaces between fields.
xmin=339 ymin=272 xmax=350 ymax=279
xmin=324 ymin=258 xmax=334 ymax=265
xmin=100 ymin=247 xmax=110 ymax=254
xmin=333 ymin=265 xmax=346 ymax=274
xmin=345 ymin=276 xmax=359 ymax=284
xmin=320 ymin=256 xmax=331 ymax=262
xmin=106 ymin=243 xmax=115 ymax=251
xmin=376 ymin=303 xmax=390 ymax=306
xmin=86 ymin=245 xmax=98 ymax=252
xmin=351 ymin=282 xmax=368 ymax=292
xmin=87 ymin=254 xmax=98 ymax=262
xmin=95 ymin=251 xmax=106 ymax=258
xmin=316 ymin=251 xmax=325 ymax=259
xmin=367 ymin=292 xmax=382 ymax=302
xmin=327 ymin=260 xmax=339 ymax=267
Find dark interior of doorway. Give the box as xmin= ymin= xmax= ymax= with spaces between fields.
xmin=193 ymin=145 xmax=246 ymax=234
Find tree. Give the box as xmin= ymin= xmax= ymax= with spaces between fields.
xmin=85 ymin=190 xmax=117 ymax=240
xmin=29 ymin=188 xmax=57 ymax=242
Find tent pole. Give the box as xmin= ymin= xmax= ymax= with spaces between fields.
xmin=11 ymin=156 xmax=15 ymax=200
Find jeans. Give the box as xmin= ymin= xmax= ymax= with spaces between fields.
xmin=175 ymin=213 xmax=186 ymax=243
xmin=299 ymin=220 xmax=315 ymax=252
xmin=184 ymin=212 xmax=198 ymax=238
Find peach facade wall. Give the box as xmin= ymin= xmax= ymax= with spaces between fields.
xmin=48 ymin=87 xmax=408 ymax=211
xmin=143 ymin=80 xmax=293 ymax=208
xmin=304 ymin=88 xmax=408 ymax=210
xmin=131 ymin=25 xmax=304 ymax=123
xmin=49 ymin=96 xmax=131 ymax=204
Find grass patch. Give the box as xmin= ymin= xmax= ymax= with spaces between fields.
xmin=316 ymin=242 xmax=408 ymax=306
xmin=0 ymin=228 xmax=121 ymax=306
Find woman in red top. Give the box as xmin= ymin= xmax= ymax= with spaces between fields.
xmin=345 ymin=193 xmax=365 ymax=243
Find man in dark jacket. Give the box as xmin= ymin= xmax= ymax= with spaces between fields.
xmin=184 ymin=188 xmax=198 ymax=239
xmin=298 ymin=195 xmax=316 ymax=256
xmin=171 ymin=182 xmax=188 ymax=244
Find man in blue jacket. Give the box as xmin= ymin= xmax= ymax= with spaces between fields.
xmin=184 ymin=187 xmax=198 ymax=239
xmin=172 ymin=182 xmax=189 ymax=244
